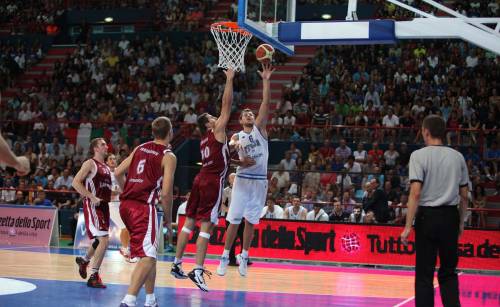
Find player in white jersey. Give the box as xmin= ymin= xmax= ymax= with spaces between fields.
xmin=216 ymin=62 xmax=274 ymax=277
xmin=106 ymin=154 xmax=137 ymax=263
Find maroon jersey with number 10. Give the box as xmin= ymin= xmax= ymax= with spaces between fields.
xmin=199 ymin=130 xmax=230 ymax=175
xmin=120 ymin=141 xmax=171 ymax=205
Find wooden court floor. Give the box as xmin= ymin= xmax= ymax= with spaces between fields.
xmin=0 ymin=246 xmax=498 ymax=307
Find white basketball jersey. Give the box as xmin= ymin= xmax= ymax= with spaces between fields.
xmin=287 ymin=206 xmax=306 ymax=220
xmin=236 ymin=125 xmax=268 ymax=180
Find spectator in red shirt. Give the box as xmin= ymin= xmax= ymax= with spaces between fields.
xmin=319 ymin=139 xmax=335 ymax=163
xmin=368 ymin=141 xmax=384 ymax=163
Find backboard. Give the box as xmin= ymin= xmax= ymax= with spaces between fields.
xmin=237 ymin=0 xmax=296 ymax=55
xmin=238 ymin=0 xmax=500 ymax=56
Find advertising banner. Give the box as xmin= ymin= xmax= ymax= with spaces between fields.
xmin=0 ymin=204 xmax=58 ymax=246
xmin=179 ymin=216 xmax=500 ymax=271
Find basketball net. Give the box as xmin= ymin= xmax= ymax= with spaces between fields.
xmin=210 ymin=22 xmax=252 ymax=72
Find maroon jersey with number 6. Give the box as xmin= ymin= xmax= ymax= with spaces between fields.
xmin=120 ymin=141 xmax=171 ymax=205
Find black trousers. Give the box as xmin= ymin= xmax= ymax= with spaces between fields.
xmin=225 ymin=219 xmax=245 ymax=263
xmin=415 ymin=206 xmax=460 ymax=307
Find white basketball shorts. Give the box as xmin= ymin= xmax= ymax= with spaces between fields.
xmin=226 ymin=176 xmax=268 ymax=225
xmin=109 ymin=200 xmax=126 ymax=229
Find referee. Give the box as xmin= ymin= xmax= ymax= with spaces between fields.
xmin=400 ymin=115 xmax=469 ymax=307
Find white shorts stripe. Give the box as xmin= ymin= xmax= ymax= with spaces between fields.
xmin=142 ymin=205 xmax=158 ymax=259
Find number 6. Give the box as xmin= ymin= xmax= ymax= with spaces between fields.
xmin=137 ymin=159 xmax=146 ymax=174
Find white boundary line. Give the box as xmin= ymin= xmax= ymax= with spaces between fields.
xmin=393 ymin=272 xmax=464 ymax=307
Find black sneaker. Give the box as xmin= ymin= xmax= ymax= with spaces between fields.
xmin=76 ymin=256 xmax=90 ymax=279
xmin=188 ymin=268 xmax=212 ymax=292
xmin=170 ymin=262 xmax=188 ymax=279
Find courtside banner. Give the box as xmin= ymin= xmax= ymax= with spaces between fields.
xmin=179 ymin=216 xmax=500 ymax=271
xmin=0 ymin=204 xmax=57 ymax=246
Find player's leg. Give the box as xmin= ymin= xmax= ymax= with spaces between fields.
xmin=143 ymin=259 xmax=158 ymax=307
xmin=238 ymin=179 xmax=267 ymax=277
xmin=188 ymin=175 xmax=224 ymax=291
xmin=188 ymin=220 xmax=215 ymax=291
xmin=121 ymin=203 xmax=158 ymax=307
xmin=76 ymin=199 xmax=97 ymax=279
xmin=217 ymin=177 xmax=246 ymax=276
xmin=171 ymin=178 xmax=200 ymax=279
xmin=87 ymin=202 xmax=111 ymax=287
xmin=121 ymin=257 xmax=156 ymax=307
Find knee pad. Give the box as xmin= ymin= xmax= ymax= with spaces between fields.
xmin=198 ymin=232 xmax=210 ymax=239
xmin=181 ymin=226 xmax=192 ymax=234
xmin=92 ymin=238 xmax=99 ymax=249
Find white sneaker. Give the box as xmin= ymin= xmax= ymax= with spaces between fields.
xmin=236 ymin=254 xmax=248 ymax=277
xmin=216 ymin=256 xmax=230 ymax=276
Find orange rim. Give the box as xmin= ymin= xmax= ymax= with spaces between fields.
xmin=211 ymin=21 xmax=252 ymax=36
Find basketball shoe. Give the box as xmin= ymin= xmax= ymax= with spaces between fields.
xmin=87 ymin=272 xmax=106 ymax=288
xmin=75 ymin=256 xmax=90 ymax=279
xmin=170 ymin=262 xmax=188 ymax=279
xmin=236 ymin=254 xmax=248 ymax=277
xmin=216 ymin=256 xmax=230 ymax=276
xmin=188 ymin=268 xmax=212 ymax=292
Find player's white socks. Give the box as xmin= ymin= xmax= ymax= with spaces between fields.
xmin=222 ymin=249 xmax=230 ymax=258
xmin=145 ymin=294 xmax=156 ymax=305
xmin=242 ymin=249 xmax=249 ymax=258
xmin=122 ymin=294 xmax=137 ymax=306
xmin=195 ymin=264 xmax=203 ymax=270
xmin=174 ymin=257 xmax=182 ymax=265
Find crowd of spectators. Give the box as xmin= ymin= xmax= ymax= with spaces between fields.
xmin=272 ymin=41 xmax=499 ymax=149
xmin=0 ymin=41 xmax=44 ymax=90
xmin=0 ymin=1 xmax=65 ymax=34
xmin=375 ymin=0 xmax=499 ymax=19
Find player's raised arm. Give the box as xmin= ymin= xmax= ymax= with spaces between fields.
xmin=214 ymin=68 xmax=235 ymax=138
xmin=255 ymin=62 xmax=275 ymax=136
xmin=114 ymin=148 xmax=137 ymax=190
xmin=160 ymin=152 xmax=177 ymax=229
xmin=72 ymin=160 xmax=100 ymax=205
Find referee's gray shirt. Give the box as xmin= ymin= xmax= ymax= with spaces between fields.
xmin=409 ymin=146 xmax=469 ymax=207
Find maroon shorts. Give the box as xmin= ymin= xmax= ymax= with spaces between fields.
xmin=83 ymin=199 xmax=110 ymax=239
xmin=185 ymin=172 xmax=225 ymax=224
xmin=120 ymin=199 xmax=158 ymax=259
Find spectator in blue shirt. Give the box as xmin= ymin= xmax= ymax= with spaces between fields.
xmin=34 ymin=190 xmax=53 ymax=207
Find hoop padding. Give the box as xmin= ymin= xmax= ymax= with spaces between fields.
xmin=210 ymin=22 xmax=253 ymax=72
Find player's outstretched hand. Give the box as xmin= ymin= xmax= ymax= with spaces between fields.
xmin=258 ymin=61 xmax=275 ymax=80
xmin=240 ymin=156 xmax=256 ymax=167
xmin=14 ymin=156 xmax=30 ymax=176
xmin=224 ymin=68 xmax=235 ymax=79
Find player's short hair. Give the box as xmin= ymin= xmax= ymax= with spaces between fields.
xmin=89 ymin=138 xmax=105 ymax=157
xmin=197 ymin=113 xmax=210 ymax=134
xmin=422 ymin=114 xmax=446 ymax=140
xmin=152 ymin=116 xmax=172 ymax=140
xmin=239 ymin=108 xmax=253 ymax=119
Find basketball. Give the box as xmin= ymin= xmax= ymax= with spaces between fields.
xmin=255 ymin=43 xmax=274 ymax=62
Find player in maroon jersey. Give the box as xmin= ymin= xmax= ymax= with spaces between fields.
xmin=72 ymin=137 xmax=113 ymax=288
xmin=115 ymin=117 xmax=176 ymax=307
xmin=170 ymin=68 xmax=251 ymax=292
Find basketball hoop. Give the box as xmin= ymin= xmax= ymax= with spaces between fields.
xmin=210 ymin=21 xmax=253 ymax=72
